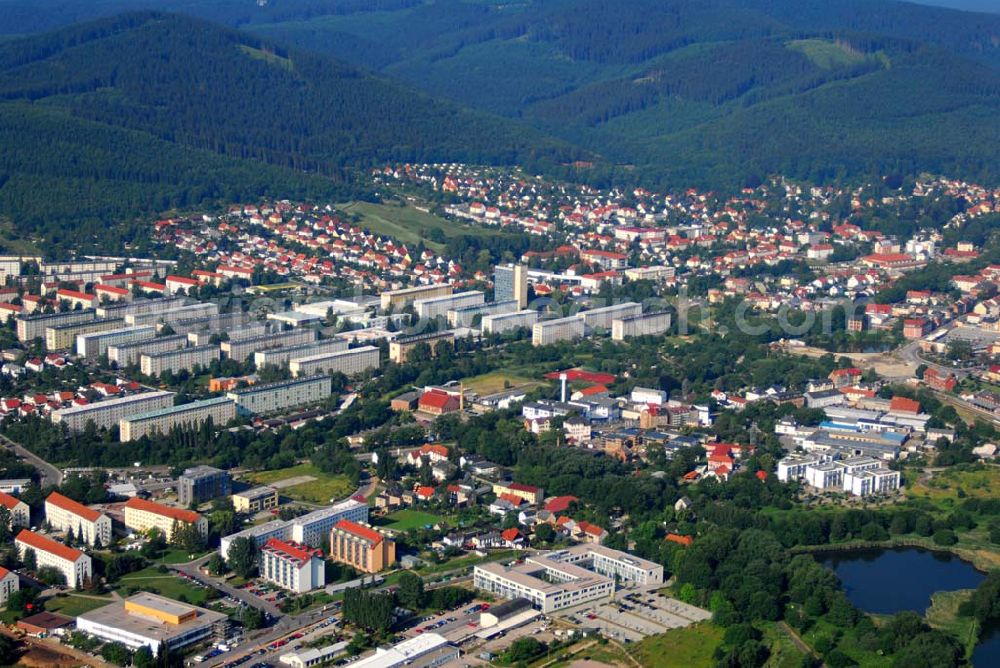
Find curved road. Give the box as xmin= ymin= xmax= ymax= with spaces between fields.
xmin=0 ymin=432 xmax=63 ymax=487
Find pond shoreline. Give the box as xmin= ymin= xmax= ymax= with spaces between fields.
xmin=790 ymin=537 xmax=994 ymax=573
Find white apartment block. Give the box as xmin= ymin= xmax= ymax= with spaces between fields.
xmin=109 ymin=334 xmax=188 ymax=367
xmin=0 ymin=491 xmax=29 ymax=528
xmin=219 ymin=498 xmax=368 ymax=559
xmin=447 ymin=300 xmax=518 ymax=328
xmin=45 ymin=318 xmax=124 ymax=351
xmin=288 ymin=346 xmax=380 ymax=378
xmin=227 ymin=375 xmax=332 ymax=415
xmin=415 ymin=291 xmax=485 ymax=321
xmin=532 ymin=316 xmax=585 ymax=347
xmin=123 ymin=498 xmax=208 ymax=541
xmin=16 ymin=530 xmax=92 ymax=587
xmin=96 ymin=296 xmax=188 ymax=320
xmin=577 ymin=302 xmax=642 ymax=330
xmin=380 ymin=284 xmax=452 ymax=311
xmin=612 ymin=311 xmax=671 ymax=340
xmin=125 ymin=303 xmax=219 ymax=327
xmin=805 ymin=462 xmax=843 ymax=489
xmin=254 ymin=339 xmax=348 ymax=368
xmin=778 ymin=454 xmax=902 ymax=497
xmin=624 ymin=266 xmax=675 ymax=282
xmin=140 ymin=344 xmax=218 ymax=377
xmin=259 ymin=539 xmax=326 ymax=593
xmin=51 ymin=390 xmax=176 ymax=433
xmin=0 ymin=566 xmax=18 ymax=606
xmin=845 ymin=468 xmax=902 ymax=496
xmin=18 ymin=309 xmax=96 ymax=342
xmin=482 ymin=309 xmax=539 ymax=335
xmin=44 ymin=492 xmax=112 ymax=547
xmin=221 ymin=329 xmax=317 ymax=362
xmin=119 ymin=397 xmax=236 ymax=441
xmin=77 ymin=325 xmax=156 ymax=359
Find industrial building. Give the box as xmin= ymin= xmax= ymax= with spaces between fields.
xmin=288 ymin=346 xmax=380 ymax=378
xmin=329 ymin=520 xmax=396 ymax=573
xmin=124 ymin=498 xmax=208 ymax=540
xmin=254 ymin=339 xmax=348 ymax=368
xmin=44 ymin=491 xmax=112 ymax=547
xmin=532 ymin=316 xmax=584 ymax=347
xmin=221 ymin=329 xmax=317 ymax=362
xmin=118 ymin=397 xmax=237 ymax=442
xmin=108 ymin=334 xmax=188 ymax=367
xmin=380 ymin=284 xmax=452 ymax=311
xmin=177 ymin=466 xmax=232 ymax=506
xmin=140 ymin=344 xmax=218 ymax=377
xmin=611 ymin=311 xmax=671 ymax=340
xmin=15 ymin=530 xmax=92 ymax=587
xmin=51 ymin=390 xmax=176 ymax=433
xmin=414 ymin=291 xmax=484 ymax=321
xmin=260 ymin=539 xmax=326 ymax=592
xmin=481 ymin=309 xmax=539 ymax=335
xmin=76 ymin=325 xmax=156 ymax=359
xmin=227 ymin=375 xmax=332 ymax=414
xmin=389 ymin=331 xmax=455 ymax=363
xmin=219 ymin=498 xmax=368 ymax=559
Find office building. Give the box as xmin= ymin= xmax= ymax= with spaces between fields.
xmin=140 ymin=344 xmax=218 ymax=377
xmin=611 ymin=311 xmax=670 ymax=340
xmin=0 ymin=491 xmax=30 ymax=528
xmin=577 ymin=302 xmax=642 ymax=330
xmin=77 ymin=325 xmax=156 ymax=359
xmin=45 ymin=318 xmax=125 ymax=351
xmin=389 ymin=331 xmax=455 ymax=364
xmin=260 ymin=539 xmax=325 ymax=593
xmin=124 ymin=498 xmax=207 ymax=540
xmin=289 ymin=346 xmax=380 ymax=378
xmin=15 ymin=530 xmax=92 ymax=587
xmin=51 ymin=390 xmax=176 ymax=433
xmin=227 ymin=375 xmax=332 ymax=415
xmin=108 ymin=334 xmax=188 ymax=368
xmin=481 ymin=309 xmax=539 ymax=335
xmin=414 ymin=291 xmax=484 ymax=321
xmin=254 ymin=339 xmax=348 ymax=369
xmin=221 ymin=329 xmax=317 ymax=362
xmin=177 ymin=466 xmax=232 ymax=506
xmin=231 ymin=486 xmax=278 ymax=514
xmin=125 ymin=303 xmax=219 ymax=327
xmin=219 ymin=498 xmax=368 ymax=559
xmin=380 ymin=284 xmax=453 ymax=311
xmin=44 ymin=491 xmax=112 ymax=547
xmin=494 ymin=264 xmax=529 ymax=309
xmin=447 ymin=300 xmax=518 ymax=328
xmin=76 ymin=593 xmax=228 ymax=656
xmin=532 ymin=316 xmax=584 ymax=347
xmin=17 ymin=309 xmax=95 ymax=343
xmin=118 ymin=397 xmax=236 ymax=442
xmin=329 ymin=520 xmax=396 ymax=573
xmin=474 ymin=545 xmax=662 ymax=613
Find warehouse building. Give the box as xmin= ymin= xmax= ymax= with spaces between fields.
xmin=289 ymin=346 xmax=380 ymax=378
xmin=76 ymin=325 xmax=156 ymax=359
xmin=51 ymin=390 xmax=176 ymax=433
xmin=140 ymin=344 xmax=218 ymax=377
xmin=482 ymin=309 xmax=539 ymax=335
xmin=227 ymin=375 xmax=332 ymax=415
xmin=119 ymin=397 xmax=236 ymax=442
xmin=532 ymin=316 xmax=584 ymax=347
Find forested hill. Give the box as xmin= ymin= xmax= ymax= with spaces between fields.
xmin=0 ymin=11 xmax=581 ymax=251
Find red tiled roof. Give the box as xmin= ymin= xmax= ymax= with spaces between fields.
xmin=124 ymin=497 xmax=201 ymax=524
xmin=46 ymin=491 xmax=101 ymax=522
xmin=507 ymin=482 xmax=539 ymax=494
xmin=0 ymin=491 xmax=22 ymax=511
xmin=16 ymin=530 xmax=83 ymax=563
xmin=890 ymin=396 xmax=921 ymax=414
xmin=500 ymin=528 xmax=522 ymax=542
xmin=333 ymin=519 xmax=383 ymax=546
xmin=544 ymin=495 xmax=578 ymax=514
xmin=499 ymin=493 xmax=525 ymax=506
xmin=262 ymin=538 xmax=322 ymax=564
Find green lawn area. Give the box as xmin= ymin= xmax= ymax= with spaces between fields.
xmin=338 ymin=200 xmax=502 ymax=250
xmin=759 ymin=622 xmax=809 ymax=668
xmin=787 ymin=39 xmax=867 ymax=69
xmin=630 ymin=622 xmax=724 ymax=668
xmin=377 ymin=509 xmax=448 ymax=531
xmin=247 ymin=463 xmax=353 ymax=504
xmin=926 ymin=590 xmax=980 ymax=658
xmin=115 ymin=566 xmax=210 ymax=605
xmin=155 ymin=547 xmax=213 ymax=565
xmin=909 ymin=465 xmax=1000 ymax=505
xmin=416 ymin=549 xmax=520 ymax=578
xmin=461 ymin=371 xmax=547 ymax=396
xmin=44 ymin=593 xmax=113 ymax=617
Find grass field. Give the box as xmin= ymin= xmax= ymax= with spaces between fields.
xmin=630 ymin=622 xmax=724 ymax=668
xmin=461 ymin=371 xmax=547 ymax=396
xmin=378 ymin=509 xmax=448 ymax=531
xmin=116 ymin=566 xmax=211 ymax=605
xmin=788 ymin=39 xmax=867 ymax=70
xmin=44 ymin=594 xmax=113 ymax=617
xmin=927 ymin=589 xmax=980 ymax=657
xmin=248 ymin=463 xmax=353 ymax=504
xmin=338 ymin=200 xmax=501 ymax=249
xmin=909 ymin=465 xmax=1000 ymax=505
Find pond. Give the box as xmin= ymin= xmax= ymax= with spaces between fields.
xmin=817 ymin=547 xmax=999 ymax=666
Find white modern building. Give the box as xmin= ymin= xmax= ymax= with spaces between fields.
xmin=777 ymin=453 xmax=902 ymax=497
xmin=227 ymin=375 xmax=332 ymax=415
xmin=350 ymin=633 xmax=458 ymax=668
xmin=254 ymin=339 xmax=348 ymax=368
xmin=447 ymin=300 xmax=518 ymax=328
xmin=50 ymin=390 xmax=176 ymax=433
xmin=612 ymin=311 xmax=670 ymax=340
xmin=219 ymin=498 xmax=368 ymax=559
xmin=221 ymin=329 xmax=317 ymax=362
xmin=532 ymin=316 xmax=584 ymax=347
xmin=288 ymin=346 xmax=380 ymax=377
xmin=108 ymin=334 xmax=188 ymax=367
xmin=76 ymin=325 xmax=156 ymax=359
xmin=118 ymin=397 xmax=236 ymax=441
xmin=259 ymin=538 xmax=326 ymax=593
xmin=44 ymin=491 xmax=112 ymax=547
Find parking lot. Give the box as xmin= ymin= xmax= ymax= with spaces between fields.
xmin=400 ymin=602 xmax=489 ymax=644
xmin=561 ymin=590 xmax=711 ymax=643
xmin=234 ymin=580 xmax=287 ymax=606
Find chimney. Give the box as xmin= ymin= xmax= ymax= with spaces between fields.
xmin=560 ymin=373 xmax=568 ymax=403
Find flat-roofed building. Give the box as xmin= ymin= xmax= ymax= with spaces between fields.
xmin=0 ymin=491 xmax=29 ymax=528
xmin=329 ymin=520 xmax=395 ymax=573
xmin=124 ymin=303 xmax=218 ymax=327
xmin=482 ymin=309 xmax=539 ymax=335
xmin=77 ymin=325 xmax=155 ymax=359
xmin=447 ymin=300 xmax=518 ymax=328
xmin=494 ymin=264 xmax=529 ymax=309
xmin=15 ymin=529 xmax=91 ymax=587
xmin=0 ymin=479 xmax=32 ymax=494
xmin=45 ymin=318 xmax=124 ymax=351
xmin=109 ymin=334 xmax=188 ymax=367
xmin=51 ymin=390 xmax=175 ymax=433
xmin=76 ymin=593 xmax=228 ymax=656
xmin=140 ymin=344 xmax=218 ymax=377
xmin=532 ymin=316 xmax=584 ymax=347
xmin=0 ymin=566 xmax=18 ymax=606
xmin=260 ymin=539 xmax=325 ymax=592
xmin=177 ymin=466 xmax=231 ymax=506
xmin=254 ymin=339 xmax=348 ymax=368
xmin=388 ymin=331 xmax=455 ymax=364
xmin=219 ymin=498 xmax=368 ymax=559
xmin=119 ymin=397 xmax=236 ymax=442
xmin=96 ymin=296 xmax=188 ymax=320
xmin=17 ymin=309 xmax=95 ymax=343
xmin=171 ymin=312 xmax=252 ymax=338
xmin=624 ymin=265 xmax=675 ymax=282
xmin=414 ymin=291 xmax=484 ymax=321
xmin=44 ymin=491 xmax=112 ymax=547
xmin=221 ymin=329 xmax=317 ymax=362
xmin=577 ymin=302 xmax=642 ymax=329
xmin=288 ymin=346 xmax=379 ymax=378
xmin=380 ymin=284 xmax=452 ymax=311
xmin=611 ymin=311 xmax=670 ymax=340
xmin=227 ymin=375 xmax=332 ymax=414
xmin=232 ymin=486 xmax=278 ymax=514
xmin=124 ymin=498 xmax=207 ymax=540
xmin=349 ymin=634 xmax=457 ymax=668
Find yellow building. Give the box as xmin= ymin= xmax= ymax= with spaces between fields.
xmin=231 ymin=486 xmax=279 ymax=514
xmin=123 ymin=498 xmax=207 ymax=541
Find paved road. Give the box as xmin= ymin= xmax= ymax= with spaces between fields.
xmin=895 ymin=339 xmax=978 ymax=380
xmin=0 ymin=432 xmax=63 ymax=486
